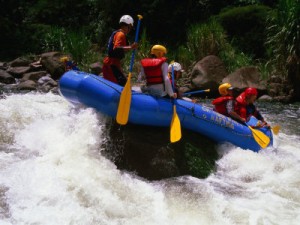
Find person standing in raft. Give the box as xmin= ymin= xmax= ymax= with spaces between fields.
xmin=235 ymin=87 xmax=269 ymax=127
xmin=102 ymin=15 xmax=138 ymax=86
xmin=212 ymin=83 xmax=245 ymax=123
xmin=138 ymin=45 xmax=177 ymax=98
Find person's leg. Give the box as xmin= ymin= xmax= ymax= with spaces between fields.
xmin=102 ymin=57 xmax=118 ymax=83
xmin=111 ymin=65 xmax=127 ymax=86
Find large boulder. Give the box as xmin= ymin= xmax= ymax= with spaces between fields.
xmin=222 ymin=66 xmax=267 ymax=93
xmin=40 ymin=52 xmax=65 ymax=80
xmin=190 ymin=55 xmax=228 ymax=95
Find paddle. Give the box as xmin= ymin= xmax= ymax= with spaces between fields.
xmin=271 ymin=125 xmax=280 ymax=135
xmin=246 ymin=124 xmax=270 ymax=149
xmin=170 ymin=65 xmax=182 ymax=143
xmin=182 ymin=89 xmax=210 ymax=97
xmin=116 ymin=15 xmax=143 ymax=125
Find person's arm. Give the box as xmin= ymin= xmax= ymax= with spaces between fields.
xmin=162 ymin=63 xmax=177 ymax=98
xmin=254 ymin=105 xmax=270 ymax=127
xmin=227 ymin=100 xmax=246 ymax=122
xmin=114 ymin=32 xmax=138 ymax=51
xmin=137 ymin=66 xmax=145 ymax=83
xmin=121 ymin=42 xmax=138 ymax=51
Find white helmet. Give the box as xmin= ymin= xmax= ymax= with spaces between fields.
xmin=119 ymin=15 xmax=134 ymax=26
xmin=168 ymin=62 xmax=184 ymax=72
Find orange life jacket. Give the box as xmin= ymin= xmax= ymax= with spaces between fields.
xmin=140 ymin=57 xmax=167 ymax=85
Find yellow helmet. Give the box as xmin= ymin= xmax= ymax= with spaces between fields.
xmin=218 ymin=83 xmax=233 ymax=96
xmin=151 ymin=45 xmax=167 ymax=58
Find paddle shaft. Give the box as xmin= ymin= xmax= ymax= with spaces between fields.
xmin=129 ymin=15 xmax=142 ymax=72
xmin=183 ymin=89 xmax=210 ymax=96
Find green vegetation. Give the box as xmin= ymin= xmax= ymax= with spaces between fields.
xmin=1 ymin=0 xmax=299 ymax=88
xmin=218 ymin=5 xmax=271 ymax=58
xmin=41 ymin=26 xmax=99 ymax=71
xmin=266 ymin=0 xmax=300 ymax=77
xmin=183 ymin=143 xmax=218 ymax=178
xmin=176 ymin=19 xmax=253 ymax=73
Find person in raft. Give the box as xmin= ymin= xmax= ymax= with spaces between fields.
xmin=167 ymin=62 xmax=184 ymax=98
xmin=102 ymin=15 xmax=138 ymax=86
xmin=138 ymin=45 xmax=177 ymax=98
xmin=235 ymin=87 xmax=270 ymax=127
xmin=212 ymin=83 xmax=245 ymax=123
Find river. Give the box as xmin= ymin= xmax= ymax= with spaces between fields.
xmin=0 ymin=93 xmax=299 ymax=225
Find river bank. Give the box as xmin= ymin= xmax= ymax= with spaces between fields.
xmin=0 ymin=52 xmax=298 ymax=103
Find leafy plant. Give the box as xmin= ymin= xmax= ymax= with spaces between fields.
xmin=266 ymin=0 xmax=300 ymax=78
xmin=186 ymin=19 xmax=227 ymax=62
xmin=41 ymin=26 xmax=99 ymax=71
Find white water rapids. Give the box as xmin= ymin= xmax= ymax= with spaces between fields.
xmin=0 ymin=93 xmax=299 ymax=225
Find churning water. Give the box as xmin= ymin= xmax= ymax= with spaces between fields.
xmin=0 ymin=93 xmax=299 ymax=225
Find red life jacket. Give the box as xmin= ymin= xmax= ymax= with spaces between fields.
xmin=141 ymin=57 xmax=167 ymax=85
xmin=235 ymin=92 xmax=247 ymax=119
xmin=212 ymin=96 xmax=233 ymax=116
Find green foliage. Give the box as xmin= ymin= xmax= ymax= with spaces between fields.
xmin=176 ymin=45 xmax=196 ymax=72
xmin=41 ymin=26 xmax=99 ymax=71
xmin=219 ymin=44 xmax=254 ymax=73
xmin=182 ymin=19 xmax=253 ymax=73
xmin=218 ymin=5 xmax=271 ymax=58
xmin=266 ymin=0 xmax=300 ymax=77
xmin=186 ymin=19 xmax=227 ymax=62
xmin=183 ymin=143 xmax=216 ymax=178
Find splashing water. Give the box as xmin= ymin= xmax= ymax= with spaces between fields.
xmin=0 ymin=93 xmax=299 ymax=225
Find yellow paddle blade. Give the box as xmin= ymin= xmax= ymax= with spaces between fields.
xmin=272 ymin=125 xmax=280 ymax=135
xmin=248 ymin=126 xmax=270 ymax=149
xmin=116 ymin=73 xmax=132 ymax=125
xmin=170 ymin=105 xmax=182 ymax=143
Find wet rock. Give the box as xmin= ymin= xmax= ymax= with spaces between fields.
xmin=6 ymin=66 xmax=31 ymax=78
xmin=0 ymin=70 xmax=15 ymax=84
xmin=18 ymin=80 xmax=37 ymax=90
xmin=21 ymin=71 xmax=48 ymax=82
xmin=191 ymin=55 xmax=227 ymax=95
xmin=40 ymin=52 xmax=65 ymax=80
xmin=90 ymin=62 xmax=102 ymax=75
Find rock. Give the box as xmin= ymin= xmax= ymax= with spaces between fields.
xmin=40 ymin=52 xmax=65 ymax=80
xmin=9 ymin=57 xmax=32 ymax=67
xmin=21 ymin=71 xmax=48 ymax=82
xmin=223 ymin=66 xmax=267 ymax=91
xmin=18 ymin=80 xmax=37 ymax=90
xmin=0 ymin=70 xmax=15 ymax=84
xmin=0 ymin=62 xmax=8 ymax=70
xmin=258 ymin=94 xmax=273 ymax=101
xmin=191 ymin=55 xmax=227 ymax=95
xmin=6 ymin=66 xmax=31 ymax=78
xmin=90 ymin=62 xmax=102 ymax=75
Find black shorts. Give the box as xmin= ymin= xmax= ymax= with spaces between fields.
xmin=111 ymin=65 xmax=127 ymax=86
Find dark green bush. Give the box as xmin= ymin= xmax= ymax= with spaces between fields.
xmin=217 ymin=5 xmax=271 ymax=58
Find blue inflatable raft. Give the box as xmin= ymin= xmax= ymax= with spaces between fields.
xmin=59 ymin=70 xmax=273 ymax=152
